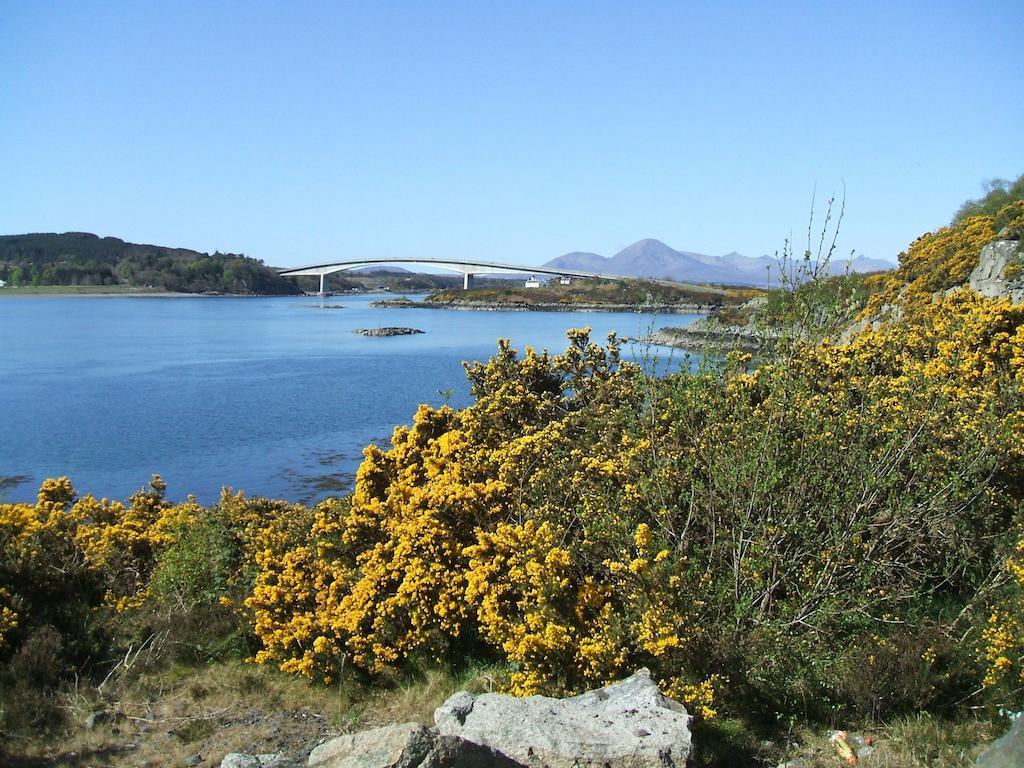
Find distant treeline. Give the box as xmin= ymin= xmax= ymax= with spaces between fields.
xmin=0 ymin=232 xmax=301 ymax=294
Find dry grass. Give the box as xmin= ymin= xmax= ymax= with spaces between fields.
xmin=357 ymin=667 xmax=501 ymax=730
xmin=1 ymin=661 xmax=506 ymax=768
xmin=2 ymin=662 xmax=998 ymax=768
xmin=775 ymin=715 xmax=994 ymax=768
xmin=694 ymin=712 xmax=997 ymax=768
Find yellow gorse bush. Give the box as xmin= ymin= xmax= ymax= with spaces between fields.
xmin=864 ymin=200 xmax=1024 ymax=319
xmin=983 ymin=531 xmax=1024 ymax=692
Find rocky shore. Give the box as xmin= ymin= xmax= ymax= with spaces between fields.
xmin=371 ymin=298 xmax=711 ymax=314
xmin=643 ymin=318 xmax=763 ymax=351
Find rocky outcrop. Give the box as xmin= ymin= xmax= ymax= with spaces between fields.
xmin=968 ymin=239 xmax=1023 ymax=303
xmin=434 ymin=668 xmax=692 ymax=768
xmin=643 ymin=320 xmax=765 ymax=352
xmin=354 ymin=327 xmax=425 ymax=337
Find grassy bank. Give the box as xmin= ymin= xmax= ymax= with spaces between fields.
xmin=0 ymin=285 xmax=177 ymax=296
xmin=426 ymin=277 xmax=760 ymax=308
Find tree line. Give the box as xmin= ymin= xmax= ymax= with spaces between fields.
xmin=0 ymin=232 xmax=301 ymax=294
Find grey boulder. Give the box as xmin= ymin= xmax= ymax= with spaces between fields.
xmin=308 ymin=723 xmax=436 ymax=768
xmin=434 ymin=668 xmax=693 ymax=768
xmin=969 ymin=240 xmax=1024 ymax=303
xmin=307 ymin=722 xmax=518 ymax=768
xmin=220 ymin=754 xmax=297 ymax=768
xmin=977 ymin=716 xmax=1024 ymax=768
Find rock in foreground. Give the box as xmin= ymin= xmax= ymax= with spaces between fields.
xmin=221 ymin=753 xmax=298 ymax=768
xmin=225 ymin=669 xmax=691 ymax=768
xmin=976 ymin=716 xmax=1024 ymax=768
xmin=354 ymin=327 xmax=424 ymax=337
xmin=435 ymin=668 xmax=692 ymax=768
xmin=306 ymin=722 xmax=518 ymax=768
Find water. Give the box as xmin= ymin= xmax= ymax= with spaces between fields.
xmin=0 ymin=294 xmax=700 ymax=504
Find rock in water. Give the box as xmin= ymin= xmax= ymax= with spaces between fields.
xmin=434 ymin=668 xmax=693 ymax=768
xmin=354 ymin=327 xmax=424 ymax=337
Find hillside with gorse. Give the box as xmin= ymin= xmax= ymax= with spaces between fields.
xmin=2 ymin=177 xmax=1024 ymax=766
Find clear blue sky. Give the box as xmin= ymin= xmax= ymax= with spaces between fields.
xmin=2 ymin=1 xmax=1021 ymax=268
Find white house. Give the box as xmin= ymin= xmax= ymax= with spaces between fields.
xmin=0 ymin=279 xmax=7 ymax=288
xmin=558 ymin=276 xmax=571 ymax=285
xmin=524 ymin=276 xmax=541 ymax=288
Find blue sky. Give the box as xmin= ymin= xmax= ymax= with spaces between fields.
xmin=2 ymin=1 xmax=1021 ymax=268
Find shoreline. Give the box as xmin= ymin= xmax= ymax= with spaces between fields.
xmin=0 ymin=288 xmax=411 ymax=299
xmin=0 ymin=290 xmax=308 ymax=299
xmin=1 ymin=291 xmax=200 ymax=298
xmin=371 ymin=298 xmax=713 ymax=314
xmin=640 ymin=321 xmax=764 ymax=351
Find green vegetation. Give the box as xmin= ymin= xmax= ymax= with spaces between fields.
xmin=0 ymin=232 xmax=301 ymax=294
xmin=427 ymin=276 xmax=759 ymax=308
xmin=953 ymin=172 xmax=1024 ymax=225
xmin=0 ymin=284 xmax=177 ymax=295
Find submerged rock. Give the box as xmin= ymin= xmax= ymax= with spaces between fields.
xmin=354 ymin=327 xmax=425 ymax=337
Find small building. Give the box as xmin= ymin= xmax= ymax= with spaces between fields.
xmin=0 ymin=279 xmax=7 ymax=287
xmin=558 ymin=276 xmax=572 ymax=285
xmin=524 ymin=276 xmax=541 ymax=288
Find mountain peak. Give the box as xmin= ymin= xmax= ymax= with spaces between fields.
xmin=540 ymin=239 xmax=894 ymax=286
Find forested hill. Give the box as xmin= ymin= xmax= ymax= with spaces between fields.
xmin=0 ymin=232 xmax=301 ymax=294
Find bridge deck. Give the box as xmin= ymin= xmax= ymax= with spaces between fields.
xmin=278 ymin=257 xmax=612 ymax=280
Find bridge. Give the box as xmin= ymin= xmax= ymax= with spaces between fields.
xmin=278 ymin=258 xmax=619 ymax=295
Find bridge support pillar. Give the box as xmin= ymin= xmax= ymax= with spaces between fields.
xmin=463 ymin=272 xmax=475 ymax=290
xmin=318 ymin=274 xmax=327 ymax=297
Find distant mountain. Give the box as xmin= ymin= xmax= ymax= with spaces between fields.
xmin=609 ymin=239 xmax=743 ymax=284
xmin=541 ymin=239 xmax=895 ymax=287
xmin=349 ymin=265 xmax=412 ymax=274
xmin=0 ymin=232 xmax=301 ymax=294
xmin=543 ymin=251 xmax=609 ymax=272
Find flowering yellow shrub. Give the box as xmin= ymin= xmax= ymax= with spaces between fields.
xmin=0 ymin=475 xmax=189 ymax=673
xmin=0 ymin=587 xmax=17 ymax=650
xmin=246 ymin=332 xmax=648 ymax=684
xmin=983 ymin=532 xmax=1024 ymax=691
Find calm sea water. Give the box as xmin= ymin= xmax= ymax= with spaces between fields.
xmin=0 ymin=294 xmax=699 ymax=505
